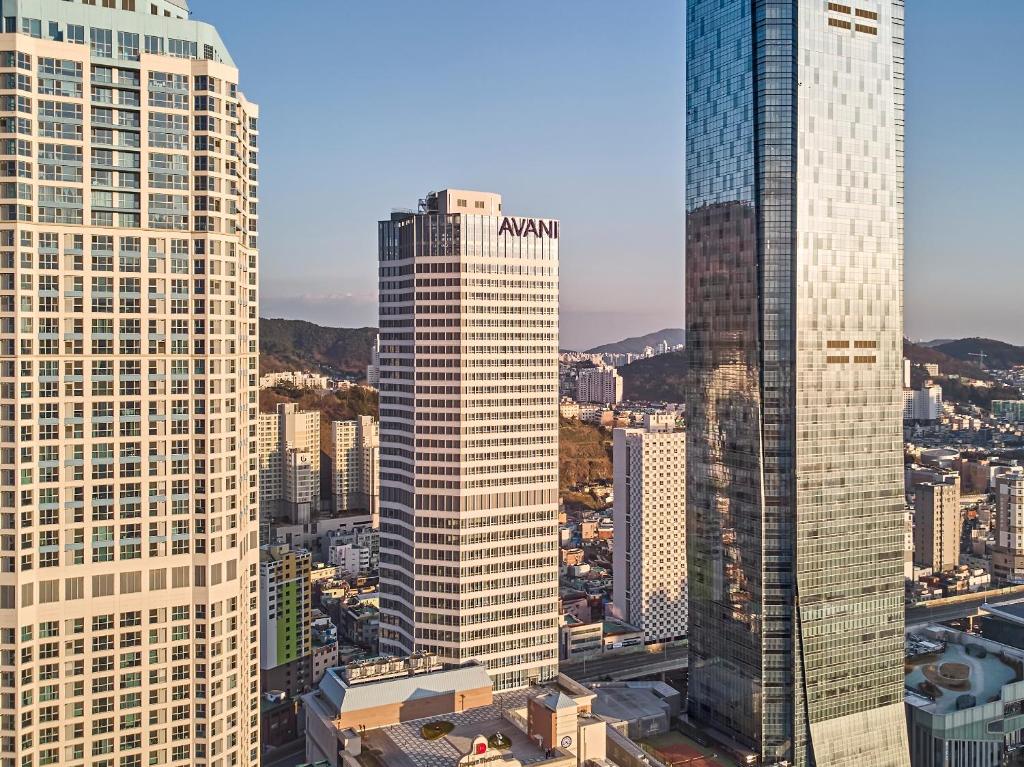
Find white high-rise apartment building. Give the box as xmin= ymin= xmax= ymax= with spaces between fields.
xmin=258 ymin=402 xmax=319 ymax=523
xmin=377 ymin=188 xmax=560 ymax=691
xmin=327 ymin=415 xmax=379 ymax=525
xmin=576 ymin=365 xmax=622 ymax=405
xmin=903 ymin=381 xmax=942 ymax=422
xmin=613 ymin=416 xmax=687 ymax=644
xmin=0 ymin=1 xmax=261 ymax=765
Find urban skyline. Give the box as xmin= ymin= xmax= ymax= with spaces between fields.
xmin=190 ymin=0 xmax=1024 ymax=351
xmin=6 ymin=2 xmax=1024 ymax=767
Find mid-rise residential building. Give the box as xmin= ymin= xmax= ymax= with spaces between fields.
xmin=912 ymin=478 xmax=961 ymax=573
xmin=0 ymin=1 xmax=261 ymax=763
xmin=260 ymin=544 xmax=313 ymax=696
xmin=993 ymin=468 xmax=1024 ymax=585
xmin=612 ymin=416 xmax=687 ymax=644
xmin=328 ymin=541 xmax=371 ymax=577
xmin=576 ymin=365 xmax=623 ymax=405
xmin=259 ymin=402 xmax=321 ymax=523
xmin=686 ymin=0 xmax=909 ymax=762
xmin=377 ymin=188 xmax=560 ymax=691
xmin=327 ymin=415 xmax=379 ymax=525
xmin=904 ymin=381 xmax=943 ymax=422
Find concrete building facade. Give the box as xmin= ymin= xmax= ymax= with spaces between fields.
xmin=377 ymin=189 xmax=560 ymax=691
xmin=612 ymin=418 xmax=687 ymax=644
xmin=994 ymin=468 xmax=1024 ymax=585
xmin=0 ymin=1 xmax=261 ymax=764
xmin=258 ymin=402 xmax=320 ymax=523
xmin=327 ymin=415 xmax=379 ymax=524
xmin=259 ymin=544 xmax=312 ymax=697
xmin=913 ymin=479 xmax=962 ymax=573
xmin=904 ymin=381 xmax=943 ymax=422
xmin=576 ymin=365 xmax=623 ymax=405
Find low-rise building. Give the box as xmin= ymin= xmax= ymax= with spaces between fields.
xmin=559 ymin=615 xmax=603 ymax=661
xmin=261 ymin=370 xmax=330 ymax=390
xmin=906 ymin=626 xmax=1024 ymax=767
xmin=560 ymin=399 xmax=581 ymax=420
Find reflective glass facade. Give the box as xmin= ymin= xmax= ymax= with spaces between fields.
xmin=685 ymin=2 xmax=908 ymax=764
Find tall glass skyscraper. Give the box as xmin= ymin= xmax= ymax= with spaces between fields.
xmin=0 ymin=1 xmax=260 ymax=765
xmin=685 ymin=2 xmax=908 ymax=765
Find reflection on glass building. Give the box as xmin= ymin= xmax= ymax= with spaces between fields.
xmin=685 ymin=1 xmax=909 ymax=765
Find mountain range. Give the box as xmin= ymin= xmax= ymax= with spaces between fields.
xmin=260 ymin=318 xmax=376 ymax=376
xmin=258 ymin=317 xmax=1024 ymax=394
xmin=584 ymin=328 xmax=684 ymax=355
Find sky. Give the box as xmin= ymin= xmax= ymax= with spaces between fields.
xmin=194 ymin=0 xmax=1024 ymax=351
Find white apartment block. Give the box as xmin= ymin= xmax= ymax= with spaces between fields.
xmin=377 ymin=188 xmax=560 ymax=691
xmin=0 ymin=1 xmax=261 ymax=764
xmin=258 ymin=402 xmax=320 ymax=523
xmin=613 ymin=418 xmax=687 ymax=644
xmin=576 ymin=365 xmax=623 ymax=405
xmin=904 ymin=382 xmax=942 ymax=422
xmin=327 ymin=415 xmax=379 ymax=525
xmin=259 ymin=370 xmax=328 ymax=390
xmin=327 ymin=542 xmax=371 ymax=577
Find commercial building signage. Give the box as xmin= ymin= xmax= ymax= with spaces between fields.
xmin=498 ymin=217 xmax=558 ymax=239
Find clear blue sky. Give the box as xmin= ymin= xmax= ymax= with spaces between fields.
xmin=193 ymin=0 xmax=1024 ymax=350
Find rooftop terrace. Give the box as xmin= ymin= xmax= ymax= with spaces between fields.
xmin=906 ymin=630 xmax=1024 ymax=714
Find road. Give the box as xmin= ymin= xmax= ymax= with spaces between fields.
xmin=906 ymin=587 xmax=1024 ymax=627
xmin=560 ymin=643 xmax=689 ymax=682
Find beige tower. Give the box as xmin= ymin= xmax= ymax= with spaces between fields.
xmin=912 ymin=480 xmax=961 ymax=573
xmin=0 ymin=1 xmax=261 ymax=765
xmin=377 ymin=189 xmax=560 ymax=691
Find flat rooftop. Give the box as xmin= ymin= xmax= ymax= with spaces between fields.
xmin=364 ymin=688 xmax=546 ymax=767
xmin=591 ymin=685 xmax=672 ymax=724
xmin=906 ymin=637 xmax=1022 ymax=714
xmin=982 ymin=599 xmax=1024 ymax=624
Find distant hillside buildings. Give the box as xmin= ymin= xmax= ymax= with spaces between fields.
xmin=576 ymin=365 xmax=624 ymax=405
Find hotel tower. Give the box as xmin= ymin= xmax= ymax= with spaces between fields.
xmin=685 ymin=1 xmax=909 ymax=765
xmin=0 ymin=1 xmax=260 ymax=765
xmin=377 ymin=189 xmax=560 ymax=691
